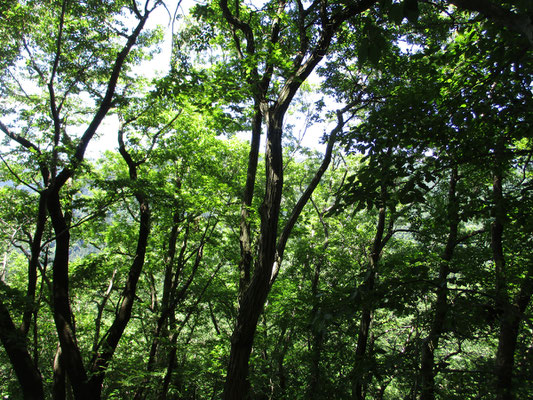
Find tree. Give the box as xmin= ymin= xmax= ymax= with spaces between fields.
xmin=183 ymin=1 xmax=380 ymax=397
xmin=0 ymin=0 xmax=164 ymax=397
xmin=1 ymin=0 xmax=531 ymax=398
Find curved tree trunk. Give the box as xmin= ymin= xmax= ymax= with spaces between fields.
xmin=53 ymin=344 xmax=66 ymax=400
xmin=87 ymin=124 xmax=152 ymax=398
xmin=0 ymin=301 xmax=44 ymax=400
xmin=48 ymin=189 xmax=91 ymax=400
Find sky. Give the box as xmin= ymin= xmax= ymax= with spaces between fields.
xmin=91 ymin=0 xmax=335 ymax=158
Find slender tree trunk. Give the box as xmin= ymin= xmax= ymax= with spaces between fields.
xmin=271 ymin=321 xmax=292 ymax=399
xmin=92 ymin=268 xmax=117 ymax=356
xmin=307 ymin=199 xmax=328 ymax=400
xmin=89 ymin=197 xmax=150 ymax=397
xmin=159 ymin=324 xmax=178 ymax=400
xmin=495 ymin=265 xmax=533 ymax=399
xmin=495 ymin=316 xmax=519 ymax=400
xmin=88 ymin=130 xmax=152 ymax=397
xmin=238 ymin=106 xmax=262 ymax=295
xmin=352 ymin=204 xmax=386 ymax=400
xmin=493 ymin=214 xmax=533 ymax=396
xmin=224 ymin=114 xmax=284 ymax=400
xmin=419 ymin=168 xmax=459 ymax=400
xmin=133 ymin=217 xmax=181 ymax=400
xmin=308 ymin=274 xmax=324 ymax=400
xmin=21 ymin=193 xmax=48 ymax=336
xmin=490 ymin=145 xmax=532 ymax=400
xmin=1 ymin=253 xmax=6 ymax=282
xmin=158 ymin=261 xmax=224 ymax=399
xmin=492 ymin=142 xmax=511 ymax=400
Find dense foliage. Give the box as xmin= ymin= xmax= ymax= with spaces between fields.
xmin=0 ymin=1 xmax=531 ymax=399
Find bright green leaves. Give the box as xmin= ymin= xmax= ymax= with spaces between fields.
xmin=1 ymin=0 xmax=166 ymax=184
xmin=0 ymin=0 xmax=27 ymax=84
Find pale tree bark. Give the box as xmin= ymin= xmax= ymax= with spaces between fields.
xmin=52 ymin=344 xmax=66 ymax=400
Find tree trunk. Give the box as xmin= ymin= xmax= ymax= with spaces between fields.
xmin=238 ymin=106 xmax=262 ymax=295
xmin=217 ymin=0 xmax=376 ymax=395
xmin=276 ymin=329 xmax=290 ymax=399
xmin=490 ymin=146 xmax=533 ymax=400
xmin=88 ymin=129 xmax=152 ymax=397
xmin=352 ymin=204 xmax=386 ymax=400
xmin=134 ymin=217 xmax=181 ymax=400
xmin=491 ymin=143 xmax=511 ymax=400
xmin=495 ymin=264 xmax=533 ymax=400
xmin=21 ymin=192 xmax=48 ymax=336
xmin=308 ymin=200 xmax=328 ymax=400
xmin=53 ymin=344 xmax=66 ymax=400
xmin=159 ymin=328 xmax=178 ymax=400
xmin=223 ymin=113 xmax=284 ymax=400
xmin=308 ymin=265 xmax=325 ymax=400
xmin=419 ymin=168 xmax=459 ymax=400
xmin=0 ymin=300 xmax=44 ymax=400
xmin=47 ymin=189 xmax=90 ymax=399
xmin=223 ymin=102 xmax=343 ymax=399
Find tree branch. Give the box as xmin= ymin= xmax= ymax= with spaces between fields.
xmin=449 ymin=0 xmax=533 ymax=46
xmin=271 ymin=109 xmax=345 ymax=284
